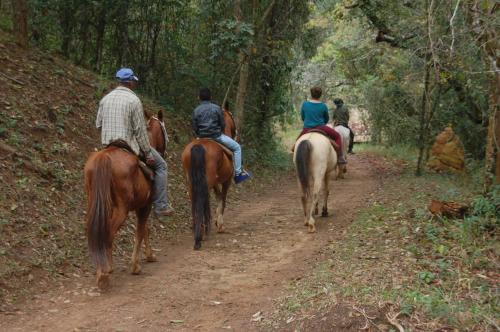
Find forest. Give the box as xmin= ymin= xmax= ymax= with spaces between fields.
xmin=3 ymin=0 xmax=498 ymax=180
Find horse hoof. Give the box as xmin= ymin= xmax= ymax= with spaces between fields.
xmin=131 ymin=265 xmax=142 ymax=275
xmin=194 ymin=242 xmax=201 ymax=250
xmin=321 ymin=211 xmax=328 ymax=217
xmin=217 ymin=226 xmax=225 ymax=233
xmin=97 ymin=274 xmax=110 ymax=290
xmin=308 ymin=226 xmax=316 ymax=233
xmin=146 ymin=255 xmax=157 ymax=262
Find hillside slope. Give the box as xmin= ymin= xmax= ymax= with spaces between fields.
xmin=0 ymin=32 xmax=192 ymax=308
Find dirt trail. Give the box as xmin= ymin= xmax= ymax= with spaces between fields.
xmin=0 ymin=154 xmax=381 ymax=331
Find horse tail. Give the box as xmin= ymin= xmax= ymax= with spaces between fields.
xmin=296 ymin=140 xmax=312 ymax=197
xmin=86 ymin=152 xmax=113 ymax=270
xmin=190 ymin=144 xmax=210 ymax=250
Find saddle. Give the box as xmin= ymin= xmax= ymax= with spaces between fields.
xmin=106 ymin=140 xmax=155 ymax=182
xmin=196 ymin=138 xmax=233 ymax=160
xmin=299 ymin=129 xmax=340 ymax=151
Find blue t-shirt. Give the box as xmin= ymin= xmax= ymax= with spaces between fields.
xmin=301 ymin=101 xmax=329 ymax=128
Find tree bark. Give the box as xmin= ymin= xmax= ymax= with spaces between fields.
xmin=416 ymin=0 xmax=434 ymax=176
xmin=233 ymin=0 xmax=247 ymax=137
xmin=94 ymin=3 xmax=107 ymax=72
xmin=11 ymin=0 xmax=28 ymax=48
xmin=233 ymin=0 xmax=276 ymax=138
xmin=416 ymin=53 xmax=432 ymax=176
xmin=467 ymin=0 xmax=499 ymax=189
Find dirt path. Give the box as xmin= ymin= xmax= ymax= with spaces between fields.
xmin=0 ymin=154 xmax=381 ymax=331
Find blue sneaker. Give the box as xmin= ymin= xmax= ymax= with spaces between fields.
xmin=234 ymin=171 xmax=251 ymax=184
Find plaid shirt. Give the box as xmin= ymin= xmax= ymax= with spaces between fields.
xmin=96 ymin=86 xmax=152 ymax=157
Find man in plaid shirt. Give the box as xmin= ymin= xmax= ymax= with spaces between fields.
xmin=96 ymin=68 xmax=174 ymax=217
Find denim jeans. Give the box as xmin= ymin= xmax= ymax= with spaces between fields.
xmin=150 ymin=148 xmax=169 ymax=212
xmin=214 ymin=134 xmax=242 ymax=175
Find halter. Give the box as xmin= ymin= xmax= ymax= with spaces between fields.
xmin=148 ymin=116 xmax=169 ymax=144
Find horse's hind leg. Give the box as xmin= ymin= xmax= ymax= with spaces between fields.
xmin=97 ymin=207 xmax=126 ymax=289
xmin=138 ymin=205 xmax=156 ymax=263
xmin=308 ymin=177 xmax=324 ymax=233
xmin=220 ymin=180 xmax=230 ymax=230
xmin=306 ymin=193 xmax=317 ymax=233
xmin=131 ymin=207 xmax=149 ymax=274
xmin=337 ymin=164 xmax=346 ymax=179
xmin=106 ymin=245 xmax=113 ymax=274
xmin=321 ymin=171 xmax=331 ymax=217
xmin=214 ymin=181 xmax=230 ymax=233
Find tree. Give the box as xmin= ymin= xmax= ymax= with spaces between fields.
xmin=466 ymin=0 xmax=499 ymax=188
xmin=11 ymin=0 xmax=28 ymax=48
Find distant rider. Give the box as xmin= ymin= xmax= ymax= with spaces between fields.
xmin=299 ymin=87 xmax=346 ymax=164
xmin=192 ymin=88 xmax=251 ymax=184
xmin=333 ymin=98 xmax=355 ymax=154
xmin=96 ymin=68 xmax=174 ymax=217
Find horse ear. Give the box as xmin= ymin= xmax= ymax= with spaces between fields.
xmin=158 ymin=110 xmax=163 ymax=122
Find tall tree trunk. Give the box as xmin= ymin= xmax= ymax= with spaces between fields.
xmin=416 ymin=0 xmax=434 ymax=176
xmin=484 ymin=69 xmax=500 ymax=187
xmin=94 ymin=3 xmax=107 ymax=72
xmin=233 ymin=0 xmax=248 ymax=137
xmin=233 ymin=0 xmax=276 ymax=138
xmin=467 ymin=0 xmax=500 ymax=189
xmin=416 ymin=53 xmax=432 ymax=176
xmin=59 ymin=2 xmax=74 ymax=58
xmin=11 ymin=0 xmax=28 ymax=48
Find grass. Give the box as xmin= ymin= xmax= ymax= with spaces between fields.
xmin=357 ymin=143 xmax=419 ymax=166
xmin=269 ymin=145 xmax=499 ymax=331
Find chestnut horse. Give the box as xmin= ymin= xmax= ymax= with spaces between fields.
xmin=181 ymin=111 xmax=236 ymax=250
xmin=147 ymin=110 xmax=168 ymax=157
xmin=84 ymin=110 xmax=166 ymax=289
xmin=223 ymin=110 xmax=237 ymax=139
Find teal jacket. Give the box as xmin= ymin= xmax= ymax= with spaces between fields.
xmin=301 ymin=101 xmax=329 ymax=128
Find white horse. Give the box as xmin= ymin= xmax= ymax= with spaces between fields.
xmin=293 ymin=132 xmax=338 ymax=233
xmin=329 ymin=124 xmax=350 ymax=178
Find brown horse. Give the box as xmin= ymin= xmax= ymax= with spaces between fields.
xmin=181 ymin=114 xmax=235 ymax=250
xmin=84 ymin=112 xmax=166 ymax=289
xmin=147 ymin=110 xmax=167 ymax=157
xmin=223 ymin=110 xmax=237 ymax=139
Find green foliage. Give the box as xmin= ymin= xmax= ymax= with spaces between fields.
xmin=210 ymin=19 xmax=254 ymax=60
xmin=295 ymin=0 xmax=491 ymax=161
xmin=471 ymin=185 xmax=500 ymax=218
xmin=20 ymin=0 xmax=311 ymax=165
xmin=417 ymin=271 xmax=436 ymax=285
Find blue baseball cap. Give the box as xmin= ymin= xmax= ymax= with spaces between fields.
xmin=115 ymin=68 xmax=139 ymax=82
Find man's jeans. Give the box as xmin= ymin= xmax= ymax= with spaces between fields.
xmin=150 ymin=149 xmax=169 ymax=212
xmin=214 ymin=134 xmax=242 ymax=175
